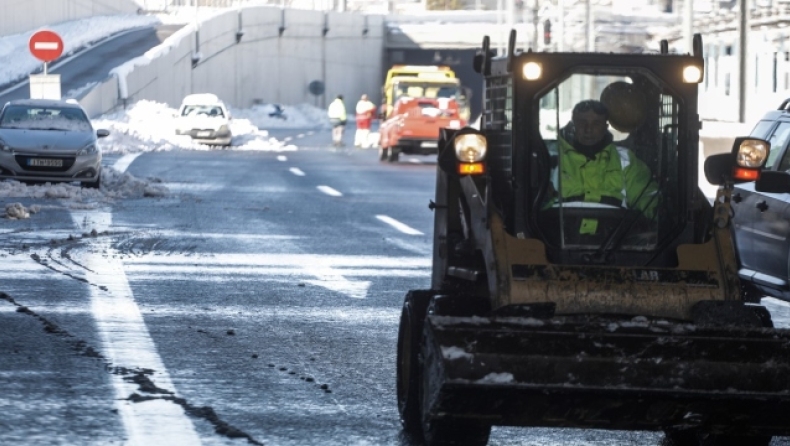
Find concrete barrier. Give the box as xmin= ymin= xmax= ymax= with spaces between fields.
xmin=78 ymin=6 xmax=384 ymax=118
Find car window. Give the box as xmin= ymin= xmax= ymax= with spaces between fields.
xmin=766 ymin=122 xmax=790 ymax=169
xmin=0 ymin=105 xmax=91 ymax=131
xmin=750 ymin=119 xmax=775 ymax=139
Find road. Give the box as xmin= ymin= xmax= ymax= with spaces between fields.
xmin=0 ymin=21 xmax=787 ymax=444
xmin=0 ymin=125 xmax=788 ymax=445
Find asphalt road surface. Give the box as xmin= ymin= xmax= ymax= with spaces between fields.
xmin=0 ymin=125 xmax=788 ymax=445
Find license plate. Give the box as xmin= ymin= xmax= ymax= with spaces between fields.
xmin=196 ymin=130 xmax=212 ymax=137
xmin=421 ymin=141 xmax=438 ymax=148
xmin=28 ymin=158 xmax=62 ymax=167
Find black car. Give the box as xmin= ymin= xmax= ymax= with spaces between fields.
xmin=732 ymin=99 xmax=790 ymax=301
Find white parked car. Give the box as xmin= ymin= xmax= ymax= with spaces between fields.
xmin=175 ymin=93 xmax=232 ymax=146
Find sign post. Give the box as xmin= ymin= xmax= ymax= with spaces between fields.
xmin=28 ymin=30 xmax=64 ymax=100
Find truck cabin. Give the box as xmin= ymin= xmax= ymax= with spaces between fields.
xmin=477 ymin=50 xmax=707 ymax=268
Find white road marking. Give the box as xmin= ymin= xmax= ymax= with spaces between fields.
xmin=376 ymin=215 xmax=424 ymax=235
xmin=71 ymin=212 xmax=201 ymax=445
xmin=297 ymin=134 xmax=305 ymax=138
xmin=317 ymin=185 xmax=343 ymax=197
xmin=113 ymin=153 xmax=143 ymax=173
xmin=284 ymin=137 xmax=293 ymax=142
xmin=289 ymin=167 xmax=305 ymax=176
xmin=407 ymin=158 xmax=423 ymax=164
xmin=307 ymin=131 xmax=315 ymax=136
xmin=124 ymin=253 xmax=430 ymax=299
xmin=277 ymin=155 xmax=287 ymax=162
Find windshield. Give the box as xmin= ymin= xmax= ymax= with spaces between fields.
xmin=393 ymin=81 xmax=461 ymax=101
xmin=533 ymin=71 xmax=681 ymax=256
xmin=181 ymin=105 xmax=225 ymax=118
xmin=0 ymin=105 xmax=92 ymax=131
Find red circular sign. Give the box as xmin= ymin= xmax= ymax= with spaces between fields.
xmin=29 ymin=30 xmax=64 ymax=63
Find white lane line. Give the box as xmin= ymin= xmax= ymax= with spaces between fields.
xmin=277 ymin=155 xmax=287 ymax=162
xmin=289 ymin=167 xmax=305 ymax=176
xmin=297 ymin=134 xmax=305 ymax=138
xmin=124 ymin=252 xmax=430 ymax=300
xmin=112 ymin=153 xmax=143 ymax=173
xmin=71 ymin=211 xmax=201 ymax=445
xmin=307 ymin=131 xmax=315 ymax=136
xmin=284 ymin=136 xmax=293 ymax=142
xmin=376 ymin=215 xmax=424 ymax=235
xmin=317 ymin=185 xmax=343 ymax=197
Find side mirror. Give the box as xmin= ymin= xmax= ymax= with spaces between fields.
xmin=704 ymin=136 xmax=771 ymax=185
xmin=755 ymin=170 xmax=790 ymax=194
xmin=96 ymin=129 xmax=110 ymax=138
xmin=704 ymin=153 xmax=733 ymax=185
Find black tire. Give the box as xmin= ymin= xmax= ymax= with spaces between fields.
xmin=387 ymin=147 xmax=400 ymax=163
xmin=664 ymin=430 xmax=773 ymax=446
xmin=397 ymin=290 xmax=434 ymax=436
xmin=662 ymin=430 xmax=699 ymax=446
xmin=419 ymin=298 xmax=491 ymax=446
xmin=379 ymin=146 xmax=389 ymax=162
xmin=699 ymin=434 xmax=772 ymax=446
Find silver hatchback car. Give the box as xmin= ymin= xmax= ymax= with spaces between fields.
xmin=0 ymin=99 xmax=108 ymax=188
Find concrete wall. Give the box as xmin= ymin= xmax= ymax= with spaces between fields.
xmin=89 ymin=6 xmax=384 ymax=117
xmin=0 ymin=0 xmax=141 ymax=37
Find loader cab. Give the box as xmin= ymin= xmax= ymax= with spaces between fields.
xmin=478 ymin=49 xmax=706 ymax=267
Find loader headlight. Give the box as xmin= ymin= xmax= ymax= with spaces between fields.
xmin=454 ymin=133 xmax=487 ymax=162
xmin=522 ymin=62 xmax=542 ymax=81
xmin=0 ymin=139 xmax=10 ymax=152
xmin=735 ymin=138 xmax=769 ymax=168
xmin=682 ymin=65 xmax=702 ymax=83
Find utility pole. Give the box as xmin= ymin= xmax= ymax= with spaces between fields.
xmin=586 ymin=0 xmax=593 ymax=52
xmin=683 ymin=0 xmax=693 ymax=53
xmin=739 ymin=0 xmax=750 ymax=123
xmin=557 ymin=0 xmax=564 ymax=52
xmin=532 ymin=0 xmax=539 ymax=51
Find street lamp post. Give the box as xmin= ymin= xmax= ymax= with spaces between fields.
xmin=739 ymin=0 xmax=750 ymax=123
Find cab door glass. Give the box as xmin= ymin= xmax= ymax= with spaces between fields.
xmin=534 ymin=72 xmax=680 ymax=254
xmin=765 ymin=122 xmax=790 ymax=169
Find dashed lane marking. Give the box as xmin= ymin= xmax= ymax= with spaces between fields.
xmin=375 ymin=215 xmax=424 ymax=235
xmin=290 ymin=167 xmax=306 ymax=176
xmin=317 ymin=185 xmax=343 ymax=197
xmin=277 ymin=155 xmax=287 ymax=162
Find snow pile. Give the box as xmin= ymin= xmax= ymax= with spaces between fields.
xmin=4 ymin=202 xmax=39 ymax=219
xmin=93 ymin=100 xmax=323 ymax=154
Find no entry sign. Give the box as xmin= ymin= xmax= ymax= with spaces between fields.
xmin=29 ymin=30 xmax=63 ymax=63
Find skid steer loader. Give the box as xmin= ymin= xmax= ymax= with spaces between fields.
xmin=396 ymin=31 xmax=790 ymax=446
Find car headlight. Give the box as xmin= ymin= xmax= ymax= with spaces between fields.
xmin=454 ymin=133 xmax=487 ymax=162
xmin=0 ymin=140 xmax=10 ymax=152
xmin=736 ymin=139 xmax=768 ymax=168
xmin=218 ymin=124 xmax=230 ymax=134
xmin=77 ymin=143 xmax=98 ymax=156
xmin=682 ymin=65 xmax=702 ymax=83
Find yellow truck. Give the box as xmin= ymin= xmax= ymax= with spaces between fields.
xmin=381 ymin=65 xmax=470 ymax=121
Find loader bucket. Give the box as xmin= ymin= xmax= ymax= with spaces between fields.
xmin=421 ymin=314 xmax=790 ymax=436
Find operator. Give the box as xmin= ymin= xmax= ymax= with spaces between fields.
xmin=327 ymin=94 xmax=348 ymax=147
xmin=549 ymin=99 xmax=658 ymax=233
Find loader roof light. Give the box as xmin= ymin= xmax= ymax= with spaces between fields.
xmin=454 ymin=133 xmax=487 ymax=163
xmin=522 ymin=62 xmax=542 ymax=81
xmin=736 ymin=139 xmax=769 ymax=168
xmin=682 ymin=65 xmax=702 ymax=83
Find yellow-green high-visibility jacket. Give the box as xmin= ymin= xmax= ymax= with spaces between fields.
xmin=553 ymin=137 xmax=659 ymax=220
